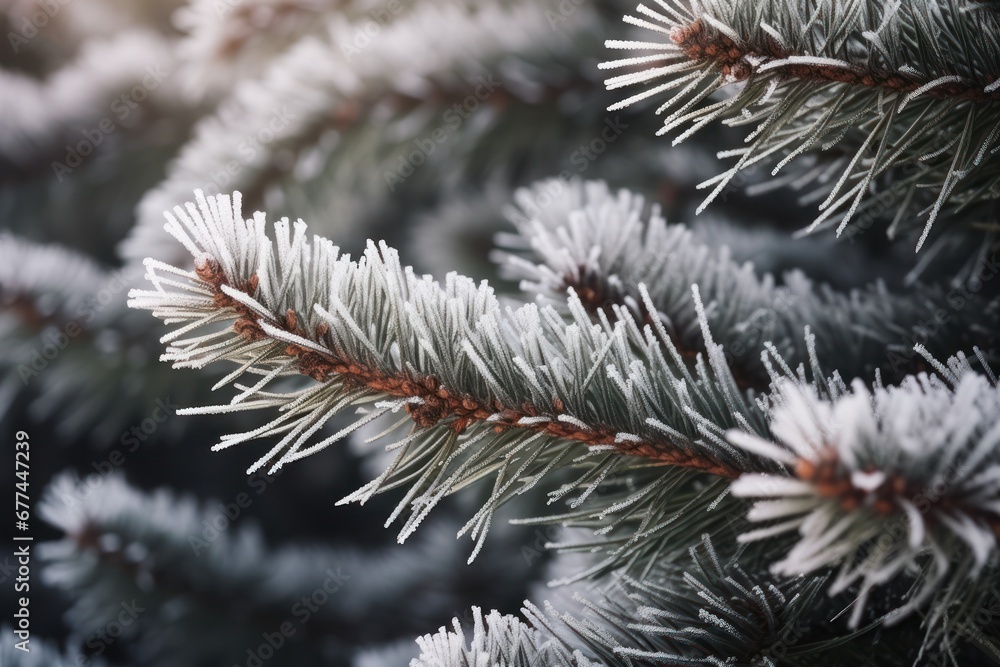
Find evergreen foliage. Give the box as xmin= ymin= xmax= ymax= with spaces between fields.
xmin=6 ymin=0 xmax=1000 ymax=664
xmin=603 ymin=0 xmax=1000 ymax=252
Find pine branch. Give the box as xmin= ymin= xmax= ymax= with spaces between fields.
xmin=0 ymin=235 xmax=116 ymax=332
xmin=173 ymin=0 xmax=337 ymax=102
xmin=498 ymin=179 xmax=1000 ymax=390
xmin=128 ymin=190 xmax=780 ymax=562
xmin=1 ymin=113 xmax=192 ymax=266
xmin=0 ymin=236 xmax=168 ymax=440
xmin=412 ymin=536 xmax=859 ymax=667
xmin=602 ymin=0 xmax=1000 ymax=250
xmin=0 ymin=235 xmax=249 ymax=444
xmin=669 ymin=15 xmax=999 ymax=101
xmin=187 ymin=253 xmax=743 ymax=477
xmin=41 ymin=472 xmax=350 ymax=665
xmin=2 ymin=0 xmax=180 ymax=55
xmin=563 ymin=537 xmax=833 ymax=666
xmin=39 ymin=473 xmax=532 ymax=666
xmin=123 ymin=0 xmax=600 ymax=270
xmin=727 ymin=349 xmax=1000 ymax=639
xmin=411 ymin=606 xmax=599 ymax=667
xmin=0 ymin=30 xmax=176 ymax=173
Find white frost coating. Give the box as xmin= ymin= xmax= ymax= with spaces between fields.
xmin=603 ymin=0 xmax=1000 ymax=254
xmin=0 ymin=30 xmax=176 ymax=162
xmin=124 ymin=1 xmax=593 ymax=271
xmin=128 ymin=189 xmax=766 ymax=558
xmin=411 ymin=606 xmax=598 ymax=667
xmin=729 ymin=369 xmax=1000 ymax=628
xmin=756 ymin=55 xmax=852 ymax=73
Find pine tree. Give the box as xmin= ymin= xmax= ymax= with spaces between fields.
xmin=5 ymin=0 xmax=1000 ymax=665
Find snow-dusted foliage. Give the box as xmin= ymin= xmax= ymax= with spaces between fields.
xmin=40 ymin=473 xmax=534 ymax=666
xmin=127 ymin=189 xmax=777 ymax=557
xmin=602 ymin=0 xmax=1000 ymax=251
xmin=585 ymin=537 xmax=830 ymax=666
xmin=11 ymin=0 xmax=1000 ymax=663
xmin=1 ymin=31 xmax=176 ymax=165
xmin=172 ymin=0 xmax=337 ymax=102
xmin=412 ymin=536 xmax=836 ymax=667
xmin=0 ymin=236 xmax=172 ymax=440
xmin=123 ymin=0 xmax=600 ymax=270
xmin=498 ymin=179 xmax=997 ymax=388
xmin=124 ymin=184 xmax=1000 ymax=654
xmin=730 ymin=355 xmax=1000 ymax=632
xmin=0 ymin=235 xmax=117 ymax=328
xmin=411 ymin=606 xmax=598 ymax=667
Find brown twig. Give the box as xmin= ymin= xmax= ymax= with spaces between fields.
xmin=672 ymin=19 xmax=1000 ymax=101
xmin=195 ymin=257 xmax=747 ymax=479
xmin=795 ymin=447 xmax=1000 ymax=535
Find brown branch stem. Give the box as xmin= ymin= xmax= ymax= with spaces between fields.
xmin=672 ymin=19 xmax=1000 ymax=101
xmin=195 ymin=257 xmax=746 ymax=479
xmin=797 ymin=448 xmax=1000 ymax=535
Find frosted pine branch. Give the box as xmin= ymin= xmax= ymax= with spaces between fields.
xmin=173 ymin=0 xmax=334 ymax=102
xmin=0 ymin=236 xmax=178 ymax=441
xmin=128 ymin=190 xmax=781 ymax=559
xmin=499 ymin=179 xmax=998 ymax=390
xmin=0 ymin=235 xmax=118 ymax=331
xmin=413 ymin=536 xmax=837 ymax=666
xmin=579 ymin=535 xmax=829 ymax=666
xmin=728 ymin=354 xmax=1000 ymax=633
xmin=411 ymin=606 xmax=598 ymax=667
xmin=603 ymin=0 xmax=1000 ymax=250
xmin=40 ymin=473 xmax=532 ymax=665
xmin=124 ymin=0 xmax=597 ymax=270
xmin=0 ymin=30 xmax=175 ymax=167
xmin=128 ymin=190 xmax=769 ymax=474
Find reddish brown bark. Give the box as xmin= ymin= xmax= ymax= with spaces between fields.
xmin=195 ymin=256 xmax=745 ymax=479
xmin=672 ymin=19 xmax=1000 ymax=101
